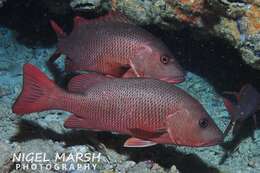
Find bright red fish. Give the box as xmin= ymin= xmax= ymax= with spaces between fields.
xmin=12 ymin=64 xmax=223 ymax=147
xmin=49 ymin=12 xmax=185 ymax=84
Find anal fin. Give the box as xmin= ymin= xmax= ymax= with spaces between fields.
xmin=124 ymin=137 xmax=157 ymax=148
xmin=64 ymin=114 xmax=83 ymax=128
xmin=64 ymin=114 xmax=100 ymax=131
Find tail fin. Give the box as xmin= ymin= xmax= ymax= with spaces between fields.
xmin=50 ymin=20 xmax=66 ymax=38
xmin=12 ymin=64 xmax=60 ymax=115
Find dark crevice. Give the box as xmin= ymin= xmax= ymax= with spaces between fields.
xmin=0 ymin=0 xmax=73 ymax=46
xmin=159 ymin=28 xmax=260 ymax=93
xmin=1 ymin=1 xmax=260 ymax=172
xmin=1 ymin=0 xmax=259 ymax=94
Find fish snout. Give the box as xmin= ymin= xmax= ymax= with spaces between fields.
xmin=201 ymin=129 xmax=224 ymax=147
xmin=202 ymin=135 xmax=224 ymax=147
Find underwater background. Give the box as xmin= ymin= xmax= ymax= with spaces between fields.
xmin=0 ymin=0 xmax=260 ymax=172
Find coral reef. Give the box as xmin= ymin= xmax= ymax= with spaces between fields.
xmin=0 ymin=26 xmax=260 ymax=173
xmin=0 ymin=26 xmax=183 ymax=173
xmin=70 ymin=0 xmax=260 ymax=70
xmin=0 ymin=0 xmax=260 ymax=172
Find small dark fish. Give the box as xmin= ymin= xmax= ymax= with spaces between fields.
xmin=12 ymin=64 xmax=223 ymax=148
xmin=223 ymin=84 xmax=260 ymax=136
xmin=49 ymin=11 xmax=185 ymax=84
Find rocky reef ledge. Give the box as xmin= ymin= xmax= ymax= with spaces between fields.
xmin=67 ymin=0 xmax=260 ymax=70
xmin=1 ymin=0 xmax=259 ymax=70
xmin=0 ymin=0 xmax=260 ymax=173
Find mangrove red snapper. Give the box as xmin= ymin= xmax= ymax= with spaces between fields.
xmin=12 ymin=64 xmax=223 ymax=147
xmin=49 ymin=12 xmax=185 ymax=84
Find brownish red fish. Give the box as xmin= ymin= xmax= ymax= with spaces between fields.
xmin=49 ymin=12 xmax=185 ymax=84
xmin=223 ymin=84 xmax=260 ymax=136
xmin=12 ymin=64 xmax=223 ymax=147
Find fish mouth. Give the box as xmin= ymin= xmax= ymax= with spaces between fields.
xmin=160 ymin=76 xmax=185 ymax=84
xmin=199 ymin=137 xmax=224 ymax=147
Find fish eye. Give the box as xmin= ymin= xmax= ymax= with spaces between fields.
xmin=199 ymin=118 xmax=208 ymax=128
xmin=160 ymin=55 xmax=169 ymax=64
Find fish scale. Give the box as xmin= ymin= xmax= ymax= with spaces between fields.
xmin=60 ymin=23 xmax=144 ymax=66
xmin=49 ymin=12 xmax=185 ymax=83
xmin=64 ymin=78 xmax=182 ymax=131
xmin=13 ymin=64 xmax=223 ymax=147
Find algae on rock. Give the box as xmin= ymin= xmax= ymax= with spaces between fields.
xmin=70 ymin=0 xmax=260 ymax=70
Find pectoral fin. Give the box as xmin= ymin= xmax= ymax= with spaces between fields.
xmin=73 ymin=12 xmax=134 ymax=26
xmin=130 ymin=45 xmax=153 ymax=77
xmin=122 ymin=68 xmax=136 ymax=78
xmin=64 ymin=114 xmax=99 ymax=131
xmin=166 ymin=110 xmax=190 ymax=142
xmin=124 ymin=137 xmax=157 ymax=147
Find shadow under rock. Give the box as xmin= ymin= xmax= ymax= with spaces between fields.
xmin=0 ymin=0 xmax=107 ymax=47
xmin=120 ymin=146 xmax=220 ymax=173
xmin=146 ymin=26 xmax=260 ymax=94
xmin=2 ymin=0 xmax=260 ymax=95
xmin=96 ymin=133 xmax=221 ymax=173
xmin=12 ymin=120 xmax=221 ymax=173
xmin=0 ymin=0 xmax=73 ymax=47
xmin=10 ymin=119 xmax=103 ymax=150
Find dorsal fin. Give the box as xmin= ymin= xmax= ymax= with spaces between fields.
xmin=67 ymin=73 xmax=111 ymax=94
xmin=97 ymin=11 xmax=133 ymax=24
xmin=73 ymin=11 xmax=134 ymax=27
xmin=50 ymin=20 xmax=66 ymax=38
xmin=73 ymin=16 xmax=89 ymax=27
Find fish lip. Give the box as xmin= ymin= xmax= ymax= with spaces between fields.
xmin=199 ymin=137 xmax=224 ymax=147
xmin=160 ymin=76 xmax=185 ymax=84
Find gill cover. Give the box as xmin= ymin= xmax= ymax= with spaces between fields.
xmin=166 ymin=109 xmax=191 ymax=145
